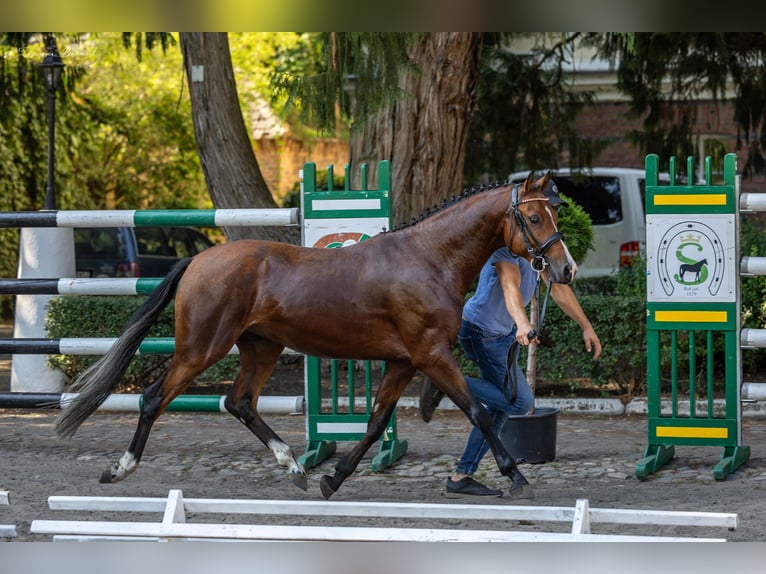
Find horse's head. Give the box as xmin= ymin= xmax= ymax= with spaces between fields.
xmin=505 ymin=171 xmax=577 ymax=284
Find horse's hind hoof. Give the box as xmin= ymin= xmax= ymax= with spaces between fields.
xmin=99 ymin=452 xmax=136 ymax=484
xmin=319 ymin=475 xmax=337 ymax=500
xmin=290 ymin=471 xmax=308 ymax=491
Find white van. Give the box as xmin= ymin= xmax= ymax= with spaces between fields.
xmin=509 ymin=167 xmax=657 ymax=278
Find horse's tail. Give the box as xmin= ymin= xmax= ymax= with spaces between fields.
xmin=55 ymin=258 xmax=194 ymax=439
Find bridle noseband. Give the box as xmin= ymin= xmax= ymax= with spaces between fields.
xmin=508 ymin=184 xmax=565 ymax=273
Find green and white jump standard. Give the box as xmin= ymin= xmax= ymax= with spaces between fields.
xmin=299 ymin=160 xmax=407 ymax=473
xmin=638 ymin=153 xmax=751 ymax=480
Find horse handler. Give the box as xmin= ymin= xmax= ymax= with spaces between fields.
xmin=419 ymin=179 xmax=602 ymax=498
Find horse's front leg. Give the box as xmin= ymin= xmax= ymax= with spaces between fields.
xmin=462 ymin=393 xmax=530 ymax=495
xmin=421 ymin=361 xmax=530 ymax=496
xmin=319 ymin=361 xmax=415 ymax=499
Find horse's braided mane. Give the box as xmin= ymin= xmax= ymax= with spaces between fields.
xmin=386 ymin=179 xmax=509 ymax=233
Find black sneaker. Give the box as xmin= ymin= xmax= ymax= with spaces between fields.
xmin=419 ymin=377 xmax=445 ymax=422
xmin=445 ymin=476 xmax=503 ymax=498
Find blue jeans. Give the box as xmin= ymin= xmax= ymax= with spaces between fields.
xmin=455 ymin=319 xmax=534 ymax=476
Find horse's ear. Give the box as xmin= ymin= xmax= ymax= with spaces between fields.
xmin=538 ymin=171 xmax=551 ymax=191
xmin=524 ymin=170 xmax=536 ymax=191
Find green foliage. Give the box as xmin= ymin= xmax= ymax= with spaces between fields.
xmin=590 ymin=32 xmax=766 ymax=177
xmin=45 ymin=296 xmax=239 ymax=391
xmin=229 ymin=32 xmax=318 ymax=138
xmin=613 ymin=256 xmax=647 ymax=297
xmin=570 ymin=275 xmax=617 ymax=296
xmin=0 ymin=33 xmax=208 ymax=215
xmin=465 ymin=34 xmax=610 ymax=182
xmin=0 ymin=34 xmax=211 ymax=317
xmin=532 ymin=293 xmax=646 ymax=396
xmin=556 ymin=193 xmax=594 ymax=265
xmin=71 ymin=34 xmax=208 ymax=210
xmin=270 ymin=33 xmax=417 ymax=135
xmin=527 ymin=250 xmax=647 ymax=398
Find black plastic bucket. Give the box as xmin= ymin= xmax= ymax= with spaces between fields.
xmin=499 ymin=406 xmax=559 ymax=464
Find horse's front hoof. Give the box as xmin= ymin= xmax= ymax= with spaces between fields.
xmin=99 ymin=467 xmax=116 ymax=484
xmin=290 ymin=471 xmax=308 ymax=491
xmin=508 ymin=482 xmax=535 ymax=500
xmin=511 ymin=468 xmax=529 ymax=487
xmin=319 ymin=475 xmax=337 ymax=500
xmin=508 ymin=472 xmax=533 ymax=499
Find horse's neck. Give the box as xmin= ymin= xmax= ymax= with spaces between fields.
xmin=407 ymin=188 xmax=510 ymax=291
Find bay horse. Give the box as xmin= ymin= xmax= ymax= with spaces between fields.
xmin=55 ymin=171 xmax=576 ymax=499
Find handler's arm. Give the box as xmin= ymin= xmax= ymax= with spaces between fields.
xmin=549 ymin=282 xmax=602 ymax=359
xmin=495 ymin=261 xmax=537 ymax=346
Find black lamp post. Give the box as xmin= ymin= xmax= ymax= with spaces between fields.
xmin=38 ymin=53 xmax=65 ymax=210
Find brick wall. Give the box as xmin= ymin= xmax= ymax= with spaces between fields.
xmin=575 ymin=100 xmax=766 ymax=194
xmin=253 ymin=136 xmax=350 ymax=204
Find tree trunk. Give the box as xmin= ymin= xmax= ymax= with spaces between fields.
xmin=348 ymin=33 xmax=483 ymax=225
xmin=180 ymin=32 xmax=298 ymax=244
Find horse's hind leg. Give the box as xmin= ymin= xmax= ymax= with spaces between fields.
xmin=319 ymin=361 xmax=415 ymax=499
xmin=100 ymin=354 xmax=215 ymax=483
xmin=223 ymin=338 xmax=307 ymax=490
xmin=100 ymin=356 xmax=207 ymax=483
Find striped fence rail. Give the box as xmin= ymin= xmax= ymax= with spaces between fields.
xmin=0 ymin=208 xmax=299 ymax=228
xmin=0 ymin=337 xmax=300 ymax=356
xmin=738 ymin=199 xmax=766 ymax=392
xmin=0 ymin=393 xmax=303 ymax=414
xmin=0 ymin=278 xmax=163 ymax=296
xmin=1 ymin=206 xmax=302 ymax=410
xmin=0 ymin=337 xmax=234 ymax=355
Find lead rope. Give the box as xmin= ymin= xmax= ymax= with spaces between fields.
xmin=503 ymin=272 xmax=553 ymax=405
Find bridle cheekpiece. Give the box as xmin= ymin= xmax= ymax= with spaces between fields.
xmin=508 ymin=183 xmax=565 ymax=275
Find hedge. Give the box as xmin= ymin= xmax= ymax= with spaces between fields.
xmin=45 ymin=295 xmax=239 ymax=392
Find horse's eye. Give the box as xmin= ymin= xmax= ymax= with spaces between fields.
xmin=529 ymin=215 xmax=541 ymax=224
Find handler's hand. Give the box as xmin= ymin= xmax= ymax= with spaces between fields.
xmin=515 ymin=324 xmax=540 ymax=347
xmin=583 ymin=327 xmax=602 ymax=360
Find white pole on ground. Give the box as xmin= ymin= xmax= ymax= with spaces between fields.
xmin=11 ymin=227 xmax=74 ymax=392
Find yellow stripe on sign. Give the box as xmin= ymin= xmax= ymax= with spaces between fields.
xmin=653 ymin=194 xmax=728 ymax=206
xmin=656 ymin=426 xmax=728 ymax=439
xmin=654 ymin=310 xmax=728 ymax=323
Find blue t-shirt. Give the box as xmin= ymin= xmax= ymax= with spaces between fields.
xmin=462 ymin=248 xmax=538 ymax=335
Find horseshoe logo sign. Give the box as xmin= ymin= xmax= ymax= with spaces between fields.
xmin=655 ymin=221 xmax=725 ymax=298
xmin=312 ymin=232 xmax=371 ymax=249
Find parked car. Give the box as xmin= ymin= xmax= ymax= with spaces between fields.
xmin=509 ymin=167 xmax=670 ymax=277
xmin=74 ymin=226 xmax=215 ymax=278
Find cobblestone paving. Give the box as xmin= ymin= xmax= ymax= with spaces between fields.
xmin=2 ymin=406 xmax=765 ymax=540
